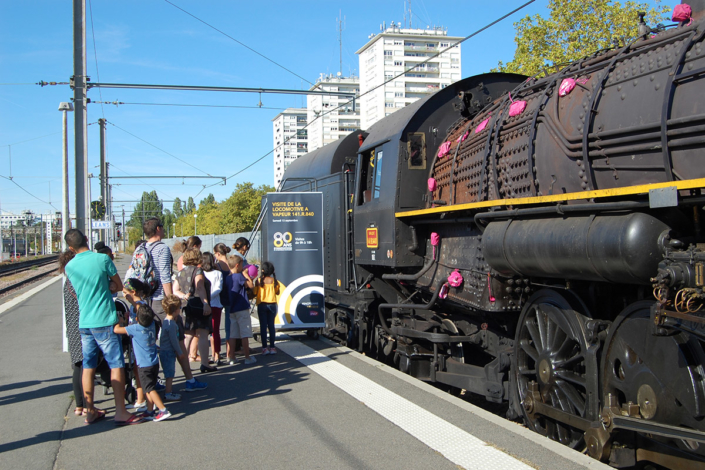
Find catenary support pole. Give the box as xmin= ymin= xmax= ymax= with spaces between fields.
xmin=73 ymin=0 xmax=88 ymax=236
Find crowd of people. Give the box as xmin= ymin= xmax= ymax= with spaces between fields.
xmin=61 ymin=217 xmax=281 ymax=425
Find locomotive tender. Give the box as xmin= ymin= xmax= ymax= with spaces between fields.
xmin=279 ymin=3 xmax=705 ymax=467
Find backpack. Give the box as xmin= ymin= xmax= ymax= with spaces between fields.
xmin=124 ymin=242 xmax=162 ymax=297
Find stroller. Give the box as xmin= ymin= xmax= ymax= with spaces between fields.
xmin=97 ymin=298 xmax=138 ymax=404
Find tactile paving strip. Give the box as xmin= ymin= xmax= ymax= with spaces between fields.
xmin=277 ymin=339 xmax=534 ymax=470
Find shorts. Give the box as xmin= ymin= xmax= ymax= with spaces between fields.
xmin=138 ymin=364 xmax=160 ymax=393
xmin=229 ymin=309 xmax=252 ymax=339
xmin=80 ymin=327 xmax=124 ymax=370
xmin=159 ymin=349 xmax=177 ymax=379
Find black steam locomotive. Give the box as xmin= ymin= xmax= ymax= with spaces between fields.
xmin=279 ymin=5 xmax=705 ymax=467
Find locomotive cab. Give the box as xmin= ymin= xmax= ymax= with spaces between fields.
xmin=353 ymin=73 xmax=526 ymax=269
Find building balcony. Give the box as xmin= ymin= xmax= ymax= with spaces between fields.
xmin=404 ymin=44 xmax=437 ymax=51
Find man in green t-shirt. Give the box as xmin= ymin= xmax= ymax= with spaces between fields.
xmin=64 ymin=229 xmax=143 ymax=426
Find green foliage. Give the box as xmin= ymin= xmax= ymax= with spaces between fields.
xmin=172 ymin=197 xmax=183 ymax=218
xmin=127 ymin=191 xmax=163 ymax=230
xmin=494 ymin=0 xmax=671 ymax=76
xmin=171 ymin=182 xmax=274 ymax=237
xmin=199 ymin=193 xmax=216 ymax=208
xmin=185 ymin=197 xmax=196 ymax=213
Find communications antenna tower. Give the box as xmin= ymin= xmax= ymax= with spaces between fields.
xmin=337 ymin=10 xmax=345 ymax=76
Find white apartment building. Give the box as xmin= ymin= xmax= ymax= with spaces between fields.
xmin=272 ymin=108 xmax=308 ymax=188
xmin=307 ymin=74 xmax=361 ymax=152
xmin=356 ymin=23 xmax=463 ymax=129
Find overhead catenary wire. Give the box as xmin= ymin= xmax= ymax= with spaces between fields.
xmin=105 ymin=120 xmax=213 ymax=177
xmin=88 ymin=0 xmax=105 ymax=119
xmin=0 ymin=175 xmax=58 ymax=211
xmin=163 ymin=0 xmax=314 ymax=86
xmin=203 ymin=0 xmax=536 ymax=190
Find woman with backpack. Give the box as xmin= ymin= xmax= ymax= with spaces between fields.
xmin=173 ymin=247 xmax=216 ymax=373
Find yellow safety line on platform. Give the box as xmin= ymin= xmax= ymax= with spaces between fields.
xmin=395 ymin=178 xmax=705 ymax=218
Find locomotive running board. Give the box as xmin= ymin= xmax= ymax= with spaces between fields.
xmin=395 ymin=177 xmax=705 ymax=218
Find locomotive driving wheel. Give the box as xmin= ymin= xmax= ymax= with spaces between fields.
xmin=512 ymin=290 xmax=598 ymax=449
xmin=601 ymin=301 xmax=705 ymax=462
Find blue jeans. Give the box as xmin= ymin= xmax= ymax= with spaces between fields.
xmin=257 ymin=303 xmax=277 ymax=348
xmin=223 ymin=304 xmax=231 ymax=340
xmin=80 ymin=326 xmax=124 ymax=369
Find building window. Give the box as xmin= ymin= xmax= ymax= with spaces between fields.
xmin=394 ymin=92 xmax=403 ymax=97
xmin=394 ymin=61 xmax=402 ymax=66
xmin=384 ymin=50 xmax=392 ymax=56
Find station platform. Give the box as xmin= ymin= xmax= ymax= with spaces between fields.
xmin=0 ymin=255 xmax=609 ymax=470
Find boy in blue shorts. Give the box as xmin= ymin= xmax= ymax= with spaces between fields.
xmin=64 ymin=229 xmax=142 ymax=426
xmin=114 ymin=304 xmax=172 ymax=422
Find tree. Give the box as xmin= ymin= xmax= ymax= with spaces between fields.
xmin=172 ymin=197 xmax=183 ymax=218
xmin=186 ymin=196 xmax=196 ymax=213
xmin=128 ymin=191 xmax=163 ymax=230
xmin=219 ymin=182 xmax=274 ymax=233
xmin=199 ymin=193 xmax=216 ymax=208
xmin=494 ymin=0 xmax=670 ymax=76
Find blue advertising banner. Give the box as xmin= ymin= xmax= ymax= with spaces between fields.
xmin=265 ymin=192 xmax=325 ymax=329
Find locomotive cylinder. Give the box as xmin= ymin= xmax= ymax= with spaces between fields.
xmin=481 ymin=212 xmax=670 ymax=284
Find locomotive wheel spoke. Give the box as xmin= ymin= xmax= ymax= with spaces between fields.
xmin=553 ymin=353 xmax=583 ymax=369
xmin=537 ymin=309 xmax=549 ymax=350
xmin=526 ymin=318 xmax=544 ymax=352
xmin=552 ymin=335 xmax=576 ymax=362
xmin=519 ymin=339 xmax=539 ymax=362
xmin=555 ymin=379 xmax=586 ymax=416
xmin=554 ymin=370 xmax=586 ymax=388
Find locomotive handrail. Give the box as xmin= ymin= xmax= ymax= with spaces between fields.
xmin=473 ymin=200 xmax=650 ymax=226
xmin=378 ymin=279 xmax=444 ymax=337
xmin=382 ymin=255 xmax=435 ymax=281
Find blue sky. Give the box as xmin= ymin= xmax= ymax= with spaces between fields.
xmin=0 ymin=0 xmax=676 ymax=220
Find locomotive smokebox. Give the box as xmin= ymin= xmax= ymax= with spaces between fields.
xmin=482 ymin=213 xmax=670 ymax=284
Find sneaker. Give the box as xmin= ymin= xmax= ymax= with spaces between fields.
xmin=139 ymin=410 xmax=155 ymax=420
xmin=262 ymin=348 xmax=271 ymax=356
xmin=164 ymin=393 xmax=181 ymax=401
xmin=228 ymin=358 xmax=238 ymax=365
xmin=244 ymin=357 xmax=257 ymax=365
xmin=269 ymin=347 xmax=277 ymax=355
xmin=184 ymin=380 xmax=208 ymax=392
xmin=127 ymin=401 xmax=147 ymax=412
xmin=154 ymin=382 xmax=166 ymax=392
xmin=152 ymin=409 xmax=172 ymax=422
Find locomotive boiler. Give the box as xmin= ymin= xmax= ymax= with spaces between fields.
xmin=278 ymin=4 xmax=705 ymax=467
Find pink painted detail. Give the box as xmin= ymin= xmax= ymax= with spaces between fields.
xmin=447 ymin=269 xmax=463 ymax=287
xmin=508 ymin=100 xmax=527 ymax=117
xmin=673 ymin=4 xmax=693 ymax=25
xmin=487 ymin=272 xmax=495 ymax=303
xmin=247 ymin=265 xmax=259 ymax=279
xmin=576 ymin=77 xmax=589 ymax=85
xmin=437 ymin=141 xmax=451 ymax=158
xmin=427 ymin=178 xmax=437 ymax=192
xmin=431 ymin=232 xmax=440 ymax=260
xmin=558 ymin=78 xmax=576 ymax=97
xmin=456 ymin=131 xmax=470 ymax=143
xmin=431 ymin=232 xmax=440 ymax=246
xmin=475 ymin=117 xmax=490 ymax=134
xmin=438 ymin=283 xmax=449 ymax=300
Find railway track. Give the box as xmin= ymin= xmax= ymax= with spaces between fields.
xmin=0 ymin=255 xmax=59 ymax=296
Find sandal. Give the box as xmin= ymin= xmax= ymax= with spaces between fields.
xmin=114 ymin=414 xmax=145 ymax=426
xmin=74 ymin=407 xmax=84 ymax=416
xmin=84 ymin=409 xmax=106 ymax=425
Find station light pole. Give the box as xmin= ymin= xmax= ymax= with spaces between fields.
xmin=194 ymin=213 xmax=198 ymax=236
xmin=172 ymin=222 xmax=175 ymax=240
xmin=59 ymin=102 xmax=73 ymax=250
